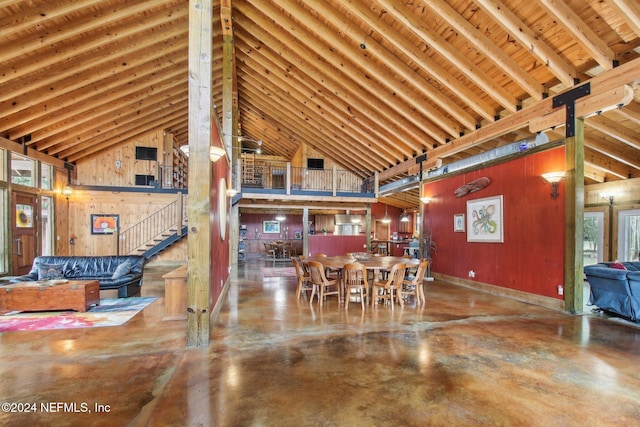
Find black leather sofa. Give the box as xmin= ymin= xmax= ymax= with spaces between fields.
xmin=11 ymin=255 xmax=146 ymax=298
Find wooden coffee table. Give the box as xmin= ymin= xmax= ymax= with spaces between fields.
xmin=0 ymin=280 xmax=100 ymax=313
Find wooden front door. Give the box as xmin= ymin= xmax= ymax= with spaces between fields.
xmin=12 ymin=192 xmax=38 ymax=275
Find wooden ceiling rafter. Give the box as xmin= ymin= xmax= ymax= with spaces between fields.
xmin=8 ymin=49 xmax=190 ymax=141
xmin=474 ymin=0 xmax=578 ymax=87
xmin=233 ymin=7 xmax=433 ymax=148
xmin=238 ymin=85 xmax=383 ymax=171
xmin=0 ymin=6 xmax=189 ymax=99
xmin=30 ymin=68 xmax=189 ymax=154
xmin=233 ymin=35 xmax=426 ymax=159
xmin=311 ymin=0 xmax=470 ymax=137
xmin=235 ymin=39 xmax=408 ymax=164
xmin=330 ymin=2 xmax=477 ymax=136
xmin=244 ymin=0 xmax=449 ymax=146
xmin=376 ymin=0 xmax=518 ymax=113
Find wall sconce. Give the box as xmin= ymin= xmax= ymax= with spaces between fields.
xmin=62 ymin=185 xmax=73 ymax=200
xmin=209 ymin=146 xmax=226 ymax=162
xmin=541 ymin=172 xmax=565 ymax=199
xmin=179 ymin=145 xmax=227 ymax=163
xmin=599 ymin=191 xmax=616 ymax=205
xmin=226 ymin=188 xmax=238 ymax=198
xmin=420 ymin=197 xmax=431 ymax=212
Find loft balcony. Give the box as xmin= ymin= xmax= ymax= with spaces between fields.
xmin=233 ymin=156 xmax=377 ymax=203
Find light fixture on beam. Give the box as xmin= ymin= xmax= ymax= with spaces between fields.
xmin=421 ymin=197 xmax=431 ymax=213
xmin=541 ymin=172 xmax=565 ymax=199
xmin=599 ymin=191 xmax=617 ymax=205
xmin=179 ymin=145 xmax=227 ymax=163
xmin=62 ymin=185 xmax=73 ymax=200
xmin=209 ymin=146 xmax=226 ymax=162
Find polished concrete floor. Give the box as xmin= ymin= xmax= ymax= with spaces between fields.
xmin=2 ymin=259 xmax=640 ymax=426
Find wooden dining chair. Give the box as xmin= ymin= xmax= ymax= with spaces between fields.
xmin=372 ymin=263 xmax=407 ymax=309
xmin=263 ymin=243 xmax=276 ymax=260
xmin=307 ymin=261 xmax=339 ymax=306
xmin=401 ymin=260 xmax=429 ymax=305
xmin=292 ymin=257 xmax=312 ymax=299
xmin=343 ymin=263 xmax=368 ymax=310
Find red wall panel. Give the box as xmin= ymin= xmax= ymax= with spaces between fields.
xmin=424 ymin=147 xmax=565 ymax=299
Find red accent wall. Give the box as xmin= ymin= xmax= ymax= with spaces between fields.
xmin=210 ymin=132 xmax=230 ymax=310
xmin=424 ymin=147 xmax=565 ymax=299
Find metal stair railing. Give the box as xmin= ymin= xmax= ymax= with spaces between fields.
xmin=117 ymin=192 xmax=188 ymax=256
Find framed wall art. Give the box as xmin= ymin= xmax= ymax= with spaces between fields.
xmin=466 ymin=195 xmax=503 ymax=243
xmin=91 ymin=214 xmax=119 ymax=235
xmin=263 ymin=220 xmax=280 ymax=234
xmin=453 ymin=214 xmax=465 ymax=232
xmin=15 ymin=204 xmax=34 ymax=228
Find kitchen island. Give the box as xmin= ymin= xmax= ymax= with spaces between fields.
xmin=308 ymin=233 xmax=367 ymax=257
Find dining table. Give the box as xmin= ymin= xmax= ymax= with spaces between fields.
xmin=304 ymin=255 xmax=419 ymax=304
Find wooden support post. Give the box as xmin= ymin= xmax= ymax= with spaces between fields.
xmin=177 ymin=191 xmax=183 ymax=237
xmin=332 ymin=165 xmax=337 ymax=197
xmin=186 ymin=0 xmax=213 ymax=347
xmin=365 ymin=205 xmax=372 ymax=251
xmin=565 ymin=118 xmax=585 ymax=314
xmin=302 ymin=208 xmax=309 ymax=257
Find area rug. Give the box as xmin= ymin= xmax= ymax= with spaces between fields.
xmin=262 ymin=267 xmax=297 ymax=278
xmin=0 ymin=297 xmax=157 ymax=332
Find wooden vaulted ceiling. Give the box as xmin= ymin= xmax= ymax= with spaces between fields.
xmin=2 ymin=0 xmax=640 ymax=210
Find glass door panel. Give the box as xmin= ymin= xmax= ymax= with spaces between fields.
xmin=584 ymin=212 xmax=604 ymax=266
xmin=617 ymin=209 xmax=640 ymax=262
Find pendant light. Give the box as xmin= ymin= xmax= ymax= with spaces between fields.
xmin=381 ymin=205 xmax=391 ymax=224
xmin=400 ymin=210 xmax=409 ymax=222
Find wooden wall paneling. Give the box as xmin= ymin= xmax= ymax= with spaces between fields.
xmin=76 ymin=129 xmax=164 ymax=187
xmin=64 ymin=190 xmax=180 ymax=257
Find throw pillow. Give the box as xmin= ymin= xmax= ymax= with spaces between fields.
xmin=111 ymin=262 xmax=132 ymax=280
xmin=37 ymin=262 xmax=65 ymax=280
xmin=610 ymin=262 xmax=627 ymax=270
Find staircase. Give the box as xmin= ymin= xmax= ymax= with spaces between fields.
xmin=117 ymin=193 xmax=188 ymax=259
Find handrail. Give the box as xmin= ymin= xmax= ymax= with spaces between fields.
xmin=239 ymin=157 xmax=373 ymax=193
xmin=117 ymin=192 xmax=188 ymax=255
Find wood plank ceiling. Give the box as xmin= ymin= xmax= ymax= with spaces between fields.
xmin=2 ymin=0 xmax=640 ymax=210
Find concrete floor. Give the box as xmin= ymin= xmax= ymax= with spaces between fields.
xmin=1 ymin=259 xmax=640 ymax=426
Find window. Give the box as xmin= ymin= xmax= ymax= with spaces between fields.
xmin=135 ymin=146 xmax=158 ymax=161
xmin=41 ymin=162 xmax=52 ymax=190
xmin=617 ymin=209 xmax=640 ymax=261
xmin=41 ymin=196 xmax=54 ymax=256
xmin=584 ymin=212 xmax=604 ymax=266
xmin=0 ymin=148 xmax=5 ymax=181
xmin=307 ymin=158 xmax=324 ymax=169
xmin=11 ymin=153 xmax=36 ymax=187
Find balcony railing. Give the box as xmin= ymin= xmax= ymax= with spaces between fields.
xmin=237 ymin=158 xmax=375 ymax=195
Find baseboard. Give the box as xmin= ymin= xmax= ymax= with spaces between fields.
xmin=433 ymin=273 xmax=565 ymax=312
